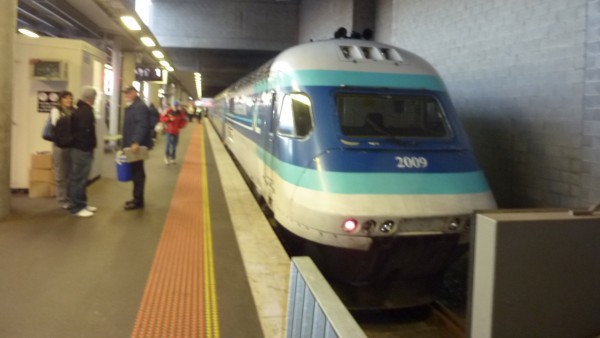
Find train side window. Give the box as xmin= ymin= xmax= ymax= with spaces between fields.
xmin=277 ymin=93 xmax=313 ymax=138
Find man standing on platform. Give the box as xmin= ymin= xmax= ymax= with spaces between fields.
xmin=122 ymin=86 xmax=152 ymax=210
xmin=68 ymin=87 xmax=98 ymax=217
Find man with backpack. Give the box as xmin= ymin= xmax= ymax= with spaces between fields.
xmin=160 ymin=101 xmax=187 ymax=164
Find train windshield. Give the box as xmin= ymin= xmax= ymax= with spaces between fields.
xmin=336 ymin=94 xmax=449 ymax=138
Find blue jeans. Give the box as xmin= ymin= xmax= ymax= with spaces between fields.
xmin=52 ymin=144 xmax=71 ymax=204
xmin=68 ymin=149 xmax=93 ymax=213
xmin=165 ymin=133 xmax=179 ymax=160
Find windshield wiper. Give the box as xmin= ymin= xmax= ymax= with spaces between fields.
xmin=365 ymin=116 xmax=416 ymax=146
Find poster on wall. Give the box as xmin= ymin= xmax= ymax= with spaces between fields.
xmin=37 ymin=91 xmax=61 ymax=113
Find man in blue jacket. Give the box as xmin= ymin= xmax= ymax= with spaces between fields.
xmin=122 ymin=86 xmax=152 ymax=210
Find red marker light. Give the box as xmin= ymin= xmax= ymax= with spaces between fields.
xmin=342 ymin=219 xmax=358 ymax=232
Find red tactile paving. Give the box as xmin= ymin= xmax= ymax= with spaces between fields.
xmin=131 ymin=124 xmax=217 ymax=338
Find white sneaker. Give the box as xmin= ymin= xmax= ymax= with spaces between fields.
xmin=75 ymin=209 xmax=94 ymax=217
xmin=164 ymin=157 xmax=169 ymax=164
xmin=86 ymin=205 xmax=98 ymax=212
xmin=169 ymin=159 xmax=176 ymax=164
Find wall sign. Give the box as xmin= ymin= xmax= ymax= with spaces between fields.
xmin=37 ymin=91 xmax=61 ymax=113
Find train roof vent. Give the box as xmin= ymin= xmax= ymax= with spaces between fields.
xmin=339 ymin=45 xmax=363 ymax=60
xmin=338 ymin=45 xmax=403 ymax=62
xmin=378 ymin=47 xmax=403 ymax=62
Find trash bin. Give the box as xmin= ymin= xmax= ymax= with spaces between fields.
xmin=116 ymin=154 xmax=132 ymax=182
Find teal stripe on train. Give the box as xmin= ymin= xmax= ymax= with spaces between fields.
xmin=256 ymin=70 xmax=447 ymax=92
xmin=258 ymin=148 xmax=490 ymax=195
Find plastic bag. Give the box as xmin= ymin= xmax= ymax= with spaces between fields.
xmin=154 ymin=122 xmax=165 ymax=135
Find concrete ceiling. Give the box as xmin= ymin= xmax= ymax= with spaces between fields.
xmin=15 ymin=0 xmax=282 ymax=98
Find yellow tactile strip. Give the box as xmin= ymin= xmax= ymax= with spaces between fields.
xmin=131 ymin=124 xmax=219 ymax=338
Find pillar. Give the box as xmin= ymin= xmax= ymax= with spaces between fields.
xmin=0 ymin=0 xmax=17 ymax=219
xmin=147 ymin=82 xmax=162 ymax=110
xmin=120 ymin=52 xmax=136 ymax=131
xmin=109 ymin=44 xmax=122 ymax=139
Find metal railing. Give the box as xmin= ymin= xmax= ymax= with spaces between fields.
xmin=286 ymin=256 xmax=366 ymax=338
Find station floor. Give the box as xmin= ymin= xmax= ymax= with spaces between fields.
xmin=0 ymin=122 xmax=290 ymax=338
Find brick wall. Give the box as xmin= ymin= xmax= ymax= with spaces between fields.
xmin=298 ymin=0 xmax=353 ymax=43
xmin=151 ymin=0 xmax=298 ymax=51
xmin=584 ymin=0 xmax=600 ymax=205
xmin=378 ymin=0 xmax=590 ymax=208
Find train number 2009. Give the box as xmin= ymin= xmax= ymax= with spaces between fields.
xmin=395 ymin=156 xmax=428 ymax=169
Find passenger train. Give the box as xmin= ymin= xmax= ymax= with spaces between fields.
xmin=208 ymin=39 xmax=496 ymax=308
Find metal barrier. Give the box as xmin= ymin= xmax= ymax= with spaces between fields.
xmin=286 ymin=256 xmax=366 ymax=338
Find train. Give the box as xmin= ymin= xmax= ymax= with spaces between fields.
xmin=208 ymin=39 xmax=496 ymax=308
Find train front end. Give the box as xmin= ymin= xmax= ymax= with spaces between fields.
xmin=269 ymin=40 xmax=496 ymax=308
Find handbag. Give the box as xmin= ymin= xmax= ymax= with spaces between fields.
xmin=41 ymin=117 xmax=54 ymax=142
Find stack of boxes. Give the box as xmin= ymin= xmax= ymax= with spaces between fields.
xmin=29 ymin=151 xmax=56 ymax=198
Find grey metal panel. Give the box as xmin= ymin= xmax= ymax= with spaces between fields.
xmin=469 ymin=210 xmax=600 ymax=338
xmin=312 ymin=305 xmax=326 ymax=337
xmin=301 ymin=287 xmax=316 ymax=337
xmin=325 ymin=321 xmax=337 ymax=338
xmin=291 ymin=270 xmax=306 ymax=338
xmin=286 ymin=257 xmax=366 ymax=338
xmin=286 ymin=263 xmax=298 ymax=338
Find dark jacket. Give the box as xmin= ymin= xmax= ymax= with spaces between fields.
xmin=52 ymin=106 xmax=74 ymax=148
xmin=123 ymin=97 xmax=152 ymax=148
xmin=71 ymin=100 xmax=97 ymax=152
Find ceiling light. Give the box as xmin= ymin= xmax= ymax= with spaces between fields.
xmin=152 ymin=50 xmax=164 ymax=58
xmin=18 ymin=28 xmax=39 ymax=38
xmin=140 ymin=36 xmax=155 ymax=47
xmin=166 ymin=66 xmax=174 ymax=72
xmin=120 ymin=16 xmax=141 ymax=31
xmin=159 ymin=60 xmax=170 ymax=68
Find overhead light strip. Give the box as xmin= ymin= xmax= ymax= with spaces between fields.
xmin=120 ymin=15 xmax=141 ymax=31
xmin=140 ymin=36 xmax=155 ymax=47
xmin=18 ymin=28 xmax=40 ymax=38
xmin=152 ymin=50 xmax=164 ymax=58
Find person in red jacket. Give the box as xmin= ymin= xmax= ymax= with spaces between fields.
xmin=160 ymin=101 xmax=187 ymax=164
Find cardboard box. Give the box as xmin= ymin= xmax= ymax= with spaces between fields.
xmin=31 ymin=152 xmax=53 ymax=169
xmin=30 ymin=169 xmax=55 ymax=183
xmin=28 ymin=181 xmax=55 ymax=198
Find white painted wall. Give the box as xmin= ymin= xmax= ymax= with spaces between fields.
xmin=11 ymin=35 xmax=107 ymax=189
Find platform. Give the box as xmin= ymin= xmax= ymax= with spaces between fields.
xmin=0 ymin=122 xmax=290 ymax=337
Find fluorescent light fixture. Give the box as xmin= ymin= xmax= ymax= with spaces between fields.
xmin=166 ymin=66 xmax=174 ymax=72
xmin=140 ymin=36 xmax=155 ymax=47
xmin=159 ymin=60 xmax=170 ymax=68
xmin=195 ymin=72 xmax=202 ymax=98
xmin=152 ymin=50 xmax=164 ymax=58
xmin=120 ymin=16 xmax=141 ymax=31
xmin=18 ymin=28 xmax=39 ymax=38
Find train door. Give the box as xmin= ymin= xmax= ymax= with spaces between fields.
xmin=261 ymin=91 xmax=278 ymax=206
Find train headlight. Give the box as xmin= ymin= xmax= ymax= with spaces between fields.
xmin=342 ymin=219 xmax=358 ymax=232
xmin=362 ymin=220 xmax=376 ymax=233
xmin=448 ymin=219 xmax=460 ymax=231
xmin=380 ymin=220 xmax=395 ymax=233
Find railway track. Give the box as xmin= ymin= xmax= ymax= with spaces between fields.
xmin=356 ymin=301 xmax=466 ymax=338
